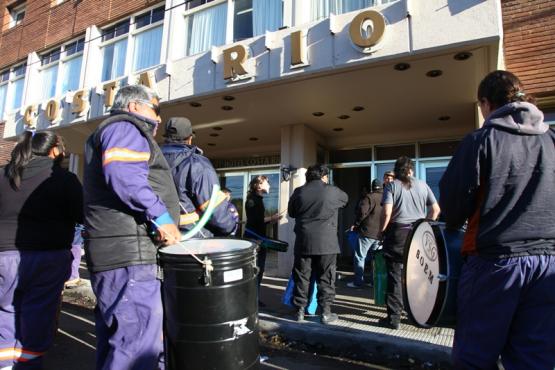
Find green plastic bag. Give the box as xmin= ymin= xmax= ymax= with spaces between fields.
xmin=373 ymin=251 xmax=387 ymax=306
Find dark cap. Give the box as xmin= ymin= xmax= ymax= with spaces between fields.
xmin=371 ymin=179 xmax=382 ymax=191
xmin=384 ymin=170 xmax=394 ymax=178
xmin=164 ymin=117 xmax=193 ymax=140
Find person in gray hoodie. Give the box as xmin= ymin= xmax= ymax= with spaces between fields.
xmin=439 ymin=70 xmax=555 ymax=370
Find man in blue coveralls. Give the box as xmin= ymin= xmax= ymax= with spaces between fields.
xmin=83 ymin=85 xmax=181 ymax=370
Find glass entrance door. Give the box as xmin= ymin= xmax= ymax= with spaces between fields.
xmin=419 ymin=160 xmax=450 ymax=202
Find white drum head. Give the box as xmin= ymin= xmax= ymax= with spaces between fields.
xmin=160 ymin=239 xmax=252 ymax=255
xmin=405 ymin=221 xmax=443 ymax=327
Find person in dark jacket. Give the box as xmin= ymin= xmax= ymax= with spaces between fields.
xmin=222 ymin=187 xmax=240 ymax=236
xmin=0 ymin=130 xmax=82 ymax=369
xmin=83 ymin=85 xmax=181 ymax=370
xmin=439 ymin=70 xmax=555 ymax=370
xmin=347 ymin=179 xmax=383 ymax=289
xmin=288 ymin=164 xmax=348 ymax=324
xmin=161 ymin=117 xmax=236 ymax=238
xmin=244 ymin=175 xmax=281 ymax=305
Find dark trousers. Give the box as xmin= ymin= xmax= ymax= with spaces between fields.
xmin=0 ymin=250 xmax=71 ymax=369
xmin=292 ymin=254 xmax=336 ymax=313
xmin=383 ymin=223 xmax=411 ymax=323
xmin=256 ymin=247 xmax=267 ymax=288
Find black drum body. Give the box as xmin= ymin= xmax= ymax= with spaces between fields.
xmin=403 ymin=220 xmax=464 ymax=328
xmin=158 ymin=239 xmax=260 ymax=370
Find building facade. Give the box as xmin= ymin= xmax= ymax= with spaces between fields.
xmin=1 ymin=0 xmax=554 ymax=275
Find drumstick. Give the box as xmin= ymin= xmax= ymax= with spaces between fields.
xmin=181 ymin=184 xmax=220 ymax=241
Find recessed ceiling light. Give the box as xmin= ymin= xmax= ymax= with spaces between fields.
xmin=312 ymin=112 xmax=324 ymax=117
xmin=209 ymin=133 xmax=219 ymax=137
xmin=438 ymin=116 xmax=451 ymax=121
xmin=207 ymin=143 xmax=216 ymax=146
xmin=190 ymin=102 xmax=202 ymax=107
xmin=249 ymin=137 xmax=258 ymax=141
xmin=223 ymin=95 xmax=235 ymax=101
xmin=212 ymin=126 xmax=223 ymax=131
xmin=221 ymin=105 xmax=233 ymax=111
xmin=333 ymin=128 xmax=344 ymax=132
xmin=426 ymin=70 xmax=443 ymax=78
xmin=353 ymin=106 xmax=364 ymax=112
xmin=394 ymin=62 xmax=411 ymax=71
xmin=454 ymin=51 xmax=473 ymax=61
xmin=338 ymin=115 xmax=350 ymax=120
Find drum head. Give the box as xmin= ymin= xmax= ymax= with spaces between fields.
xmin=403 ymin=220 xmax=447 ymax=328
xmin=160 ymin=239 xmax=253 ymax=255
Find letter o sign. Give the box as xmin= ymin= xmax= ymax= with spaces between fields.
xmin=349 ymin=10 xmax=386 ymax=49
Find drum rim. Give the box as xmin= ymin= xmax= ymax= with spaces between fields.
xmin=158 ymin=238 xmax=256 ymax=257
xmin=402 ymin=219 xmax=449 ymax=328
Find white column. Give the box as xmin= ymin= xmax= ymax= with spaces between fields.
xmin=277 ymin=124 xmax=324 ymax=277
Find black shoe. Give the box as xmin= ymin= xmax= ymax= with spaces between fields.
xmin=378 ymin=317 xmax=400 ymax=330
xmin=321 ymin=312 xmax=338 ymax=325
xmin=296 ymin=309 xmax=305 ymax=322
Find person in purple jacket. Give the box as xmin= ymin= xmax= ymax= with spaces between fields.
xmin=83 ymin=85 xmax=181 ymax=370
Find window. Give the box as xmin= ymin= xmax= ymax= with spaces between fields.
xmin=234 ymin=0 xmax=283 ymax=41
xmin=132 ymin=6 xmax=165 ymax=71
xmin=185 ymin=2 xmax=227 ymax=56
xmin=310 ymin=0 xmax=374 ymax=22
xmin=101 ymin=21 xmax=129 ymax=81
xmin=101 ymin=6 xmax=165 ymax=81
xmin=0 ymin=63 xmax=26 ymax=120
xmin=9 ymin=3 xmax=25 ymax=28
xmin=185 ymin=0 xmax=218 ymax=10
xmin=39 ymin=38 xmax=85 ymax=100
xmin=545 ymin=111 xmax=555 ymax=127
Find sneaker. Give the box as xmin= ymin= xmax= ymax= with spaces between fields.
xmin=296 ymin=309 xmax=305 ymax=322
xmin=346 ymin=282 xmax=363 ymax=289
xmin=64 ymin=278 xmax=85 ymax=289
xmin=321 ymin=312 xmax=338 ymax=325
xmin=378 ymin=317 xmax=400 ymax=330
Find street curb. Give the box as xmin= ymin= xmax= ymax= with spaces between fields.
xmin=259 ymin=313 xmax=452 ymax=367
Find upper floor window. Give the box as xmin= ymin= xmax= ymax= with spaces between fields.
xmin=8 ymin=2 xmax=26 ymax=28
xmin=185 ymin=0 xmax=218 ymax=10
xmin=184 ymin=1 xmax=227 ymax=56
xmin=0 ymin=63 xmax=26 ymax=120
xmin=234 ymin=0 xmax=284 ymax=42
xmin=40 ymin=38 xmax=85 ymax=100
xmin=101 ymin=5 xmax=165 ymax=82
xmin=545 ymin=111 xmax=555 ymax=127
xmin=310 ymin=0 xmax=374 ymax=22
xmin=133 ymin=6 xmax=165 ymax=72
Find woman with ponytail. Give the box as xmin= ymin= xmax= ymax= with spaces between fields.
xmin=0 ymin=130 xmax=83 ymax=369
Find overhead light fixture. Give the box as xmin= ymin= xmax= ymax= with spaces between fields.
xmin=454 ymin=51 xmax=473 ymax=61
xmin=312 ymin=112 xmax=325 ymax=117
xmin=426 ymin=70 xmax=443 ymax=78
xmin=338 ymin=115 xmax=350 ymax=120
xmin=438 ymin=116 xmax=451 ymax=121
xmin=209 ymin=133 xmax=219 ymax=137
xmin=207 ymin=143 xmax=216 ymax=146
xmin=223 ymin=95 xmax=235 ymax=101
xmin=190 ymin=102 xmax=202 ymax=107
xmin=333 ymin=128 xmax=344 ymax=132
xmin=249 ymin=137 xmax=258 ymax=141
xmin=353 ymin=106 xmax=365 ymax=112
xmin=394 ymin=63 xmax=410 ymax=71
xmin=221 ymin=105 xmax=234 ymax=111
xmin=212 ymin=126 xmax=223 ymax=131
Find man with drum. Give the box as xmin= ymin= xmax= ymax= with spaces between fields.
xmin=378 ymin=156 xmax=440 ymax=330
xmin=83 ymin=85 xmax=181 ymax=370
xmin=440 ymin=70 xmax=555 ymax=369
xmin=288 ymin=164 xmax=348 ymax=324
xmin=161 ymin=117 xmax=236 ymax=238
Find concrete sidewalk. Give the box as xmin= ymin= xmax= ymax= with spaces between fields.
xmin=63 ymin=265 xmax=454 ymax=368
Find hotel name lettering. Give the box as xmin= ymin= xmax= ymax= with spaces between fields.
xmin=23 ymin=10 xmax=386 ymax=126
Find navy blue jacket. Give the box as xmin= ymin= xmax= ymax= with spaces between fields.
xmin=161 ymin=143 xmax=235 ymax=236
xmin=439 ymin=102 xmax=555 ymax=258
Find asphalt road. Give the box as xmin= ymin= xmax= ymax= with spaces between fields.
xmin=43 ymin=302 xmax=382 ymax=370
